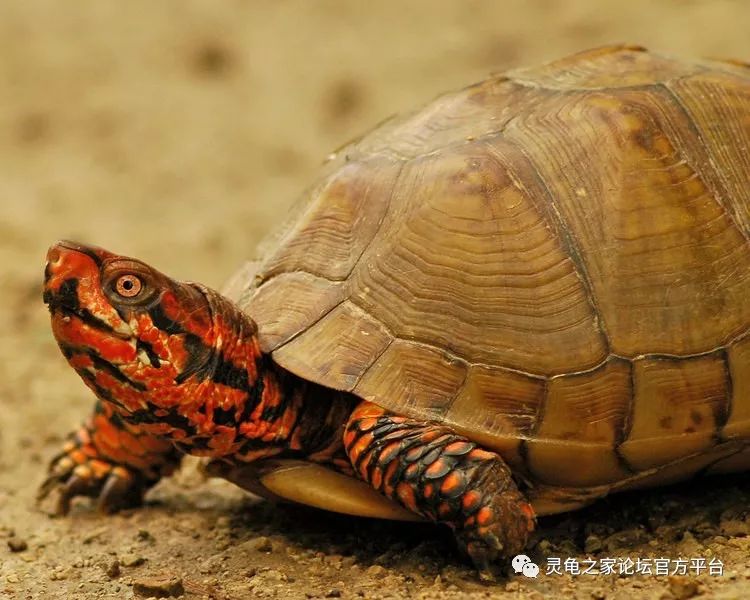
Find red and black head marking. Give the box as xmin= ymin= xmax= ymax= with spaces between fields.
xmin=43 ymin=241 xmax=293 ymax=459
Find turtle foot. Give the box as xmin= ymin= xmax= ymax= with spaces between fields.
xmin=38 ymin=440 xmax=151 ymax=515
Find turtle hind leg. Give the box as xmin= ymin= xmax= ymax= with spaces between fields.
xmin=343 ymin=400 xmax=535 ymax=580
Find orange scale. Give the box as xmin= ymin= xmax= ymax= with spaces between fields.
xmin=378 ymin=441 xmax=401 ymax=465
xmin=261 ymin=384 xmax=282 ymax=407
xmin=99 ymin=378 xmax=142 ymax=405
xmin=56 ymin=321 xmax=96 ymax=349
xmin=139 ymin=435 xmax=173 ymax=453
xmin=350 ymin=434 xmax=372 ymax=461
xmin=424 ymin=459 xmax=450 ymax=478
xmin=468 ymin=449 xmax=496 ymax=462
xmin=137 ymin=321 xmax=156 ymax=340
xmin=396 ymin=483 xmax=417 ymax=512
xmin=261 ymin=431 xmax=277 ymax=443
xmin=443 ymin=441 xmax=473 ymax=455
xmin=440 ymin=471 xmax=464 ymax=496
xmin=287 ymin=431 xmax=303 ymax=451
xmin=167 ymin=343 xmax=189 ymax=365
xmin=80 ymin=445 xmax=98 ymax=458
xmin=358 ymin=451 xmax=374 ymax=479
xmin=207 ymin=430 xmax=237 ymax=453
xmin=403 ymin=463 xmax=421 ymax=483
xmin=118 ymin=432 xmax=147 ymax=457
xmin=356 ymin=417 xmax=379 ymax=432
xmin=89 ymin=459 xmax=112 ymax=479
xmin=96 ymin=337 xmax=136 ymax=364
xmin=521 ymin=503 xmax=536 ymax=528
xmin=69 ymin=354 xmax=93 ymax=369
xmin=372 ymin=466 xmax=383 ymax=490
xmin=381 ymin=430 xmax=410 ymax=442
xmin=476 ymin=506 xmax=493 ymax=527
xmin=416 ymin=430 xmax=444 ymax=444
xmin=462 ymin=490 xmax=482 ymax=512
xmin=383 ymin=461 xmax=399 ymax=495
xmin=216 ymin=390 xmax=239 ymax=410
xmin=143 ymin=422 xmax=174 ymax=437
xmin=238 ymin=422 xmax=259 ymax=437
xmin=170 ymin=428 xmax=188 ymax=441
xmin=354 ymin=402 xmax=386 ymax=418
xmin=94 ymin=422 xmax=122 ymax=448
xmin=278 ymin=410 xmax=297 ymax=438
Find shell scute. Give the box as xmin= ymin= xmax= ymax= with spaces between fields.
xmin=244 ymin=47 xmax=750 ymax=493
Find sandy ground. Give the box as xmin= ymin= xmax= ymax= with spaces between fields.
xmin=2 ymin=2 xmax=750 ymax=598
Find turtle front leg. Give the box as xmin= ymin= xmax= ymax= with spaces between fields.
xmin=344 ymin=401 xmax=535 ymax=579
xmin=39 ymin=400 xmax=181 ymax=515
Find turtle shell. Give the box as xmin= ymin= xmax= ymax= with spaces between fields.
xmin=238 ymin=45 xmax=750 ymax=512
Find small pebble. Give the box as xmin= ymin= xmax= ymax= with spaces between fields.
xmin=49 ymin=566 xmax=72 ymax=581
xmin=105 ymin=559 xmax=121 ymax=579
xmin=136 ymin=529 xmax=155 ymax=542
xmin=250 ymin=536 xmax=273 ymax=553
xmin=366 ymin=565 xmax=386 ymax=577
xmin=132 ymin=576 xmax=185 ymax=598
xmin=7 ymin=537 xmax=28 ymax=552
xmin=121 ymin=553 xmax=146 ymax=567
xmin=668 ymin=575 xmax=699 ymax=600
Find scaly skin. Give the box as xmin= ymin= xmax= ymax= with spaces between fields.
xmin=41 ymin=241 xmax=534 ymax=578
xmin=344 ymin=401 xmax=535 ymax=579
xmin=38 ymin=399 xmax=181 ymax=514
xmin=41 ymin=241 xmax=352 ymax=511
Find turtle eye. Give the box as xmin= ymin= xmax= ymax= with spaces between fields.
xmin=115 ymin=274 xmax=143 ymax=298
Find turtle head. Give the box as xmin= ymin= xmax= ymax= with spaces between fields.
xmin=43 ymin=241 xmax=261 ymax=434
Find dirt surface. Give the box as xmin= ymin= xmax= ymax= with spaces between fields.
xmin=2 ymin=2 xmax=750 ymax=598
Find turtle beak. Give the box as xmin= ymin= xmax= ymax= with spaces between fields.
xmin=44 ymin=241 xmax=97 ymax=311
xmin=43 ymin=240 xmax=115 ymax=304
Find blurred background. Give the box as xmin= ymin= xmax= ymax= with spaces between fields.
xmin=3 ymin=0 xmax=750 ymax=287
xmin=2 ymin=2 xmax=750 ymax=598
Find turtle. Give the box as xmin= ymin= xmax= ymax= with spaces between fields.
xmin=40 ymin=44 xmax=750 ymax=579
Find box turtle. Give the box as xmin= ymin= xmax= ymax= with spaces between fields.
xmin=41 ymin=45 xmax=750 ymax=579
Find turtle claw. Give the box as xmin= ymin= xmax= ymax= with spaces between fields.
xmin=97 ymin=468 xmax=140 ymax=513
xmin=457 ymin=538 xmax=502 ymax=582
xmin=58 ymin=473 xmax=92 ymax=515
xmin=38 ymin=449 xmax=148 ymax=516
